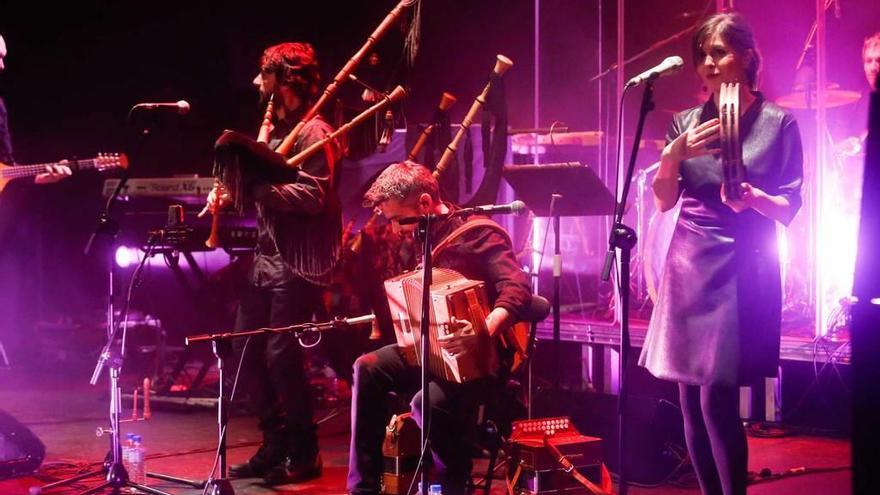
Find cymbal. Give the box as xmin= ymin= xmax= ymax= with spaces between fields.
xmin=776 ymin=87 xmax=861 ymax=110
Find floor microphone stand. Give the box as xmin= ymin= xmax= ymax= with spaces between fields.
xmin=43 ymin=109 xmax=174 ymax=495
xmin=600 ymin=79 xmax=655 ymax=495
xmin=417 ymin=214 xmax=434 ymax=495
xmin=42 ymin=235 xmax=170 ymax=495
xmin=146 ymin=339 xmax=234 ymax=495
xmin=165 ymin=314 xmax=375 ymax=495
xmin=145 ymin=336 xmax=234 ymax=494
xmin=550 ymin=196 xmax=562 ymax=389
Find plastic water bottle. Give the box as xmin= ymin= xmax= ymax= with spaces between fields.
xmin=122 ymin=433 xmax=135 ymax=474
xmin=429 ymin=484 xmax=443 ymax=495
xmin=129 ymin=435 xmax=146 ymax=484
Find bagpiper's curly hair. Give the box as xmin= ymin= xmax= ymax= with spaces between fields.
xmin=260 ymin=42 xmax=321 ymax=105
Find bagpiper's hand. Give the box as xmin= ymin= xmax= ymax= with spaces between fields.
xmin=721 ymin=181 xmax=764 ymax=213
xmin=34 ymin=161 xmax=73 ymax=184
xmin=664 ymin=118 xmax=720 ymax=162
xmin=198 ymin=182 xmax=230 ymax=217
xmin=439 ymin=317 xmax=477 ymax=356
xmin=361 ymin=88 xmax=381 ymax=104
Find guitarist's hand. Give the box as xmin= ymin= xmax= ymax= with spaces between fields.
xmin=34 ymin=162 xmax=72 ymax=185
xmin=198 ymin=182 xmax=231 ymax=217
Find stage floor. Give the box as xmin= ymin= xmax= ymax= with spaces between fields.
xmin=0 ymin=367 xmax=851 ymax=495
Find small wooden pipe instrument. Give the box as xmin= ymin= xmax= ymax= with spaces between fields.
xmin=406 ymin=92 xmax=457 ymax=162
xmin=286 ymin=85 xmax=407 ymax=168
xmin=205 ymin=86 xmax=407 ymax=249
xmin=433 ymin=55 xmax=513 ymax=178
xmin=256 ymin=94 xmax=276 ymax=144
xmin=351 ymin=91 xmax=457 ymax=256
xmin=205 ymin=94 xmax=275 ymax=249
xmin=206 ymin=95 xmax=275 ymax=249
xmin=274 ymin=0 xmax=416 ymax=159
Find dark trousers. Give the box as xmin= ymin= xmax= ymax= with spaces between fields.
xmin=347 ymin=344 xmax=493 ymax=495
xmin=232 ymin=278 xmax=321 ymax=462
xmin=678 ymin=383 xmax=748 ymax=495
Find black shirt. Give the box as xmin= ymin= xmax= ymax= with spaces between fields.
xmin=249 ymin=116 xmax=341 ymax=287
xmin=213 ymin=115 xmax=341 ymax=288
xmin=0 ymin=97 xmax=13 ymax=164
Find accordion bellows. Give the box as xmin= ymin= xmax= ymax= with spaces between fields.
xmin=384 ymin=268 xmax=499 ymax=383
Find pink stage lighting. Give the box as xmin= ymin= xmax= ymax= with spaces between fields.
xmin=114 ymin=246 xmax=140 ymax=268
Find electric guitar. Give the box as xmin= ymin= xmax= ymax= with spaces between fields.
xmin=0 ymin=153 xmax=128 ymax=193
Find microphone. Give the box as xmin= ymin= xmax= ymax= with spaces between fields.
xmin=625 ymin=56 xmax=684 ymax=88
xmin=397 ymin=200 xmax=527 ymax=225
xmin=133 ymin=100 xmax=191 ymax=115
xmin=334 ymin=313 xmax=377 ymax=328
xmin=148 ymin=204 xmax=192 ymax=254
xmin=455 ymin=200 xmax=528 ymax=217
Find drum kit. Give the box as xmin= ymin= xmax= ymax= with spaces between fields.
xmin=774 ymin=82 xmax=861 ymax=111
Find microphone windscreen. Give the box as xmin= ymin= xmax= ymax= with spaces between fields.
xmin=167 ymin=204 xmax=184 ymax=227
xmin=346 ymin=314 xmax=376 ymax=326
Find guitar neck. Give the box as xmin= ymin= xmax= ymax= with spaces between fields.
xmin=1 ymin=158 xmax=103 ymax=179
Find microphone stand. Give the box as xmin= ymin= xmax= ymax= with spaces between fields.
xmin=601 ymin=79 xmax=655 ymax=495
xmin=42 ymin=237 xmax=170 ymax=495
xmin=416 ymin=214 xmax=435 ymax=495
xmin=42 ymin=106 xmax=173 ymax=495
xmin=171 ymin=315 xmax=374 ymax=495
xmin=385 ymin=211 xmax=442 ymax=494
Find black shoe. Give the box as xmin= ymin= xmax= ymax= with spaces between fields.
xmin=263 ymin=454 xmax=323 ymax=486
xmin=229 ymin=445 xmax=284 ymax=478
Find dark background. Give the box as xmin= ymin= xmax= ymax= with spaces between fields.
xmin=0 ymin=0 xmax=877 ymax=364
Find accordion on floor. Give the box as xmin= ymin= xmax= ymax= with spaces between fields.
xmin=384 ymin=268 xmax=499 ymax=383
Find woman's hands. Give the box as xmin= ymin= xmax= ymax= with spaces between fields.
xmin=721 ymin=181 xmax=764 ymax=213
xmin=663 ymin=118 xmax=720 ymax=162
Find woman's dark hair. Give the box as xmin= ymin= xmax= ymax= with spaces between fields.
xmin=692 ymin=12 xmax=761 ymax=90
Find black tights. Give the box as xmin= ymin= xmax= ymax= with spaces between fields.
xmin=678 ymin=383 xmax=748 ymax=495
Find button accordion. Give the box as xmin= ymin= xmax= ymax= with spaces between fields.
xmin=384 ymin=267 xmax=499 ymax=383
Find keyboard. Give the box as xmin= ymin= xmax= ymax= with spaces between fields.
xmin=103 ymin=177 xmax=215 ymax=203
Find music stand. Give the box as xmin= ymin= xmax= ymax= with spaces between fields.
xmin=502 ymin=162 xmax=614 ymax=392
